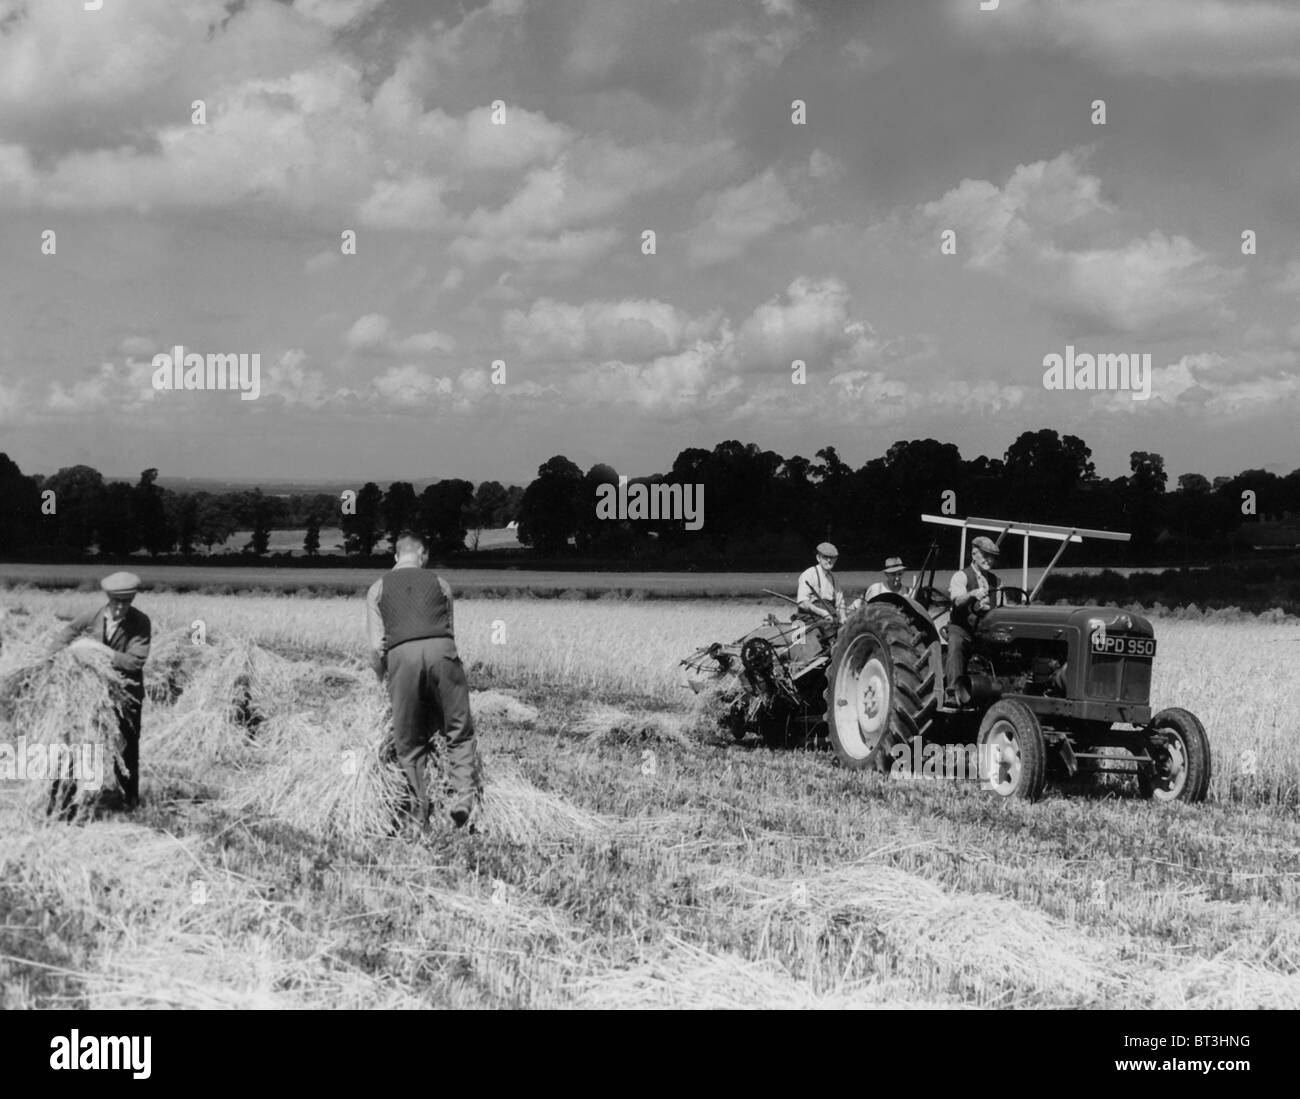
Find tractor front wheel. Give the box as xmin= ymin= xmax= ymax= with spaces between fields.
xmin=1138 ymin=707 xmax=1211 ymax=803
xmin=976 ymin=699 xmax=1047 ymax=802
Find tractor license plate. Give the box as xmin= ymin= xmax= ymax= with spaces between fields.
xmin=1091 ymin=634 xmax=1156 ymax=658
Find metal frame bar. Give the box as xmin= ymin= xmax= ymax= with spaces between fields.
xmin=921 ymin=514 xmax=1130 ymax=543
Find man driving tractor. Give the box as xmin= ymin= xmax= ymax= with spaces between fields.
xmin=945 ymin=535 xmax=1001 ymax=699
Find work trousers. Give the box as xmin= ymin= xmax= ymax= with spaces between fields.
xmin=945 ymin=624 xmax=975 ymax=695
xmin=386 ymin=637 xmax=480 ymax=804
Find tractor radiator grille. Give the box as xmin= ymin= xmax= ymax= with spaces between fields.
xmin=1086 ymin=654 xmax=1152 ymax=702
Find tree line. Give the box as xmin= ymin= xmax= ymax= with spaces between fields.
xmin=511 ymin=430 xmax=1298 ymax=566
xmin=0 ymin=458 xmax=523 ymax=560
xmin=2 ymin=429 xmax=1296 ymax=565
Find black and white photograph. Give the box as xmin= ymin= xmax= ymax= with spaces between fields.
xmin=0 ymin=0 xmax=1297 ymax=1048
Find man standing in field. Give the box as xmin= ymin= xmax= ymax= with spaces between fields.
xmin=47 ymin=571 xmax=151 ymax=815
xmin=366 ymin=531 xmax=481 ymax=833
xmin=945 ymin=536 xmax=1001 ymax=701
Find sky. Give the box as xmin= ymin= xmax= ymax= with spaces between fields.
xmin=1 ymin=0 xmax=1298 ymax=487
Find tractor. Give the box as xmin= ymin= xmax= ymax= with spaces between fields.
xmin=682 ymin=515 xmax=1210 ymax=803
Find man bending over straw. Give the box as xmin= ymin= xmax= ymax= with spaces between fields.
xmin=366 ymin=531 xmax=481 ymax=834
xmin=48 ymin=571 xmax=151 ymax=813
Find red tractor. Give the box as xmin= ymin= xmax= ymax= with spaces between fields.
xmin=683 ymin=516 xmax=1210 ymax=803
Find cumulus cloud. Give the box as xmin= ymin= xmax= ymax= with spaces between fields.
xmin=346 ymin=314 xmax=455 ymax=356
xmin=918 ymin=149 xmax=1236 ymax=332
xmin=684 ymin=169 xmax=801 ymax=267
xmin=734 ymin=277 xmax=867 ymax=370
xmin=503 ymin=298 xmax=722 ymax=362
xmin=293 ymin=0 xmax=389 ymax=30
xmin=953 ymin=0 xmax=1300 ymax=79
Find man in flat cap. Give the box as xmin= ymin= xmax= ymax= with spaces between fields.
xmin=863 ymin=556 xmax=907 ymax=603
xmin=366 ymin=531 xmax=481 ymax=835
xmin=945 ymin=536 xmax=1001 ymax=700
xmin=48 ymin=571 xmax=151 ymax=815
xmin=797 ymin=542 xmax=845 ymax=624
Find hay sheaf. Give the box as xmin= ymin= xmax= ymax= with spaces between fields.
xmin=230 ymin=690 xmax=407 ymax=843
xmin=0 ymin=642 xmax=128 ymax=813
xmin=700 ymin=859 xmax=1116 ymax=1004
xmin=566 ymin=936 xmax=962 ymax=1010
xmin=574 ymin=703 xmax=695 ymax=751
xmin=471 ymin=689 xmax=540 ymax=726
xmin=0 ymin=813 xmax=423 ymax=1009
xmin=479 ymin=766 xmax=610 ymax=844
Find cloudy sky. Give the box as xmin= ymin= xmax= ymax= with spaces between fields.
xmin=1 ymin=0 xmax=1298 ymax=486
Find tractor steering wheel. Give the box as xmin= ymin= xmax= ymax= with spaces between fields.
xmin=997 ymin=587 xmax=1030 ymax=607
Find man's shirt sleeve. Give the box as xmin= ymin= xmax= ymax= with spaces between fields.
xmin=795 ymin=568 xmax=816 ymax=607
xmin=51 ymin=609 xmax=99 ymax=652
xmin=949 ymin=570 xmax=969 ymax=603
xmin=365 ymin=578 xmax=386 ymax=654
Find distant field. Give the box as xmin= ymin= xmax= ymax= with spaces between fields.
xmin=0 ymin=561 xmax=1163 ymax=598
xmin=210 ymin=527 xmax=521 ymax=555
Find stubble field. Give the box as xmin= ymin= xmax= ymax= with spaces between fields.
xmin=1 ymin=587 xmax=1298 ymax=1009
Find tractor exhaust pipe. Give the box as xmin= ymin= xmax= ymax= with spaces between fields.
xmin=957 ymin=674 xmax=1003 ymax=707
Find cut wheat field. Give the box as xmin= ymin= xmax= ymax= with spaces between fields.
xmin=1 ymin=587 xmax=1298 ymax=1009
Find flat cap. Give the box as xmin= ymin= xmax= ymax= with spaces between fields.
xmin=816 ymin=542 xmax=839 ymax=557
xmin=101 ymin=571 xmax=140 ymax=598
xmin=884 ymin=557 xmax=905 ymax=573
xmin=971 ymin=536 xmax=1001 ymax=557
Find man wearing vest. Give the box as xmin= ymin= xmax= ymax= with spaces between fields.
xmin=366 ymin=532 xmax=480 ymax=833
xmin=47 ymin=571 xmax=151 ymax=817
xmin=945 ymin=536 xmax=1001 ymax=700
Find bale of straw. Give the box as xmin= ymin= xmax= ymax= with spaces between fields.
xmin=0 ymin=643 xmax=128 ymax=815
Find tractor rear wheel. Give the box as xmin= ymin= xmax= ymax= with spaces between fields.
xmin=823 ymin=605 xmax=938 ymax=771
xmin=1138 ymin=707 xmax=1210 ymax=803
xmin=976 ymin=699 xmax=1047 ymax=801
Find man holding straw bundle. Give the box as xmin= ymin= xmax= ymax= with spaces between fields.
xmin=366 ymin=532 xmax=481 ymax=834
xmin=48 ymin=571 xmax=151 ymax=813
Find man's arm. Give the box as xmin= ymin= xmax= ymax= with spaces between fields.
xmin=49 ymin=609 xmax=100 ymax=653
xmin=438 ymin=576 xmax=455 ymax=635
xmin=365 ymin=578 xmax=386 ymax=678
xmin=949 ymin=570 xmax=974 ymax=607
xmin=111 ymin=614 xmax=151 ymax=675
xmin=796 ymin=569 xmax=833 ymax=619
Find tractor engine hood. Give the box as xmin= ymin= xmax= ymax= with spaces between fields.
xmin=979 ymin=605 xmax=1154 ymax=639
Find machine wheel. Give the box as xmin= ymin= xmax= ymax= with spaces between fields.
xmin=976 ymin=699 xmax=1046 ymax=801
xmin=823 ymin=605 xmax=938 ymax=771
xmin=1138 ymin=708 xmax=1211 ymax=803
